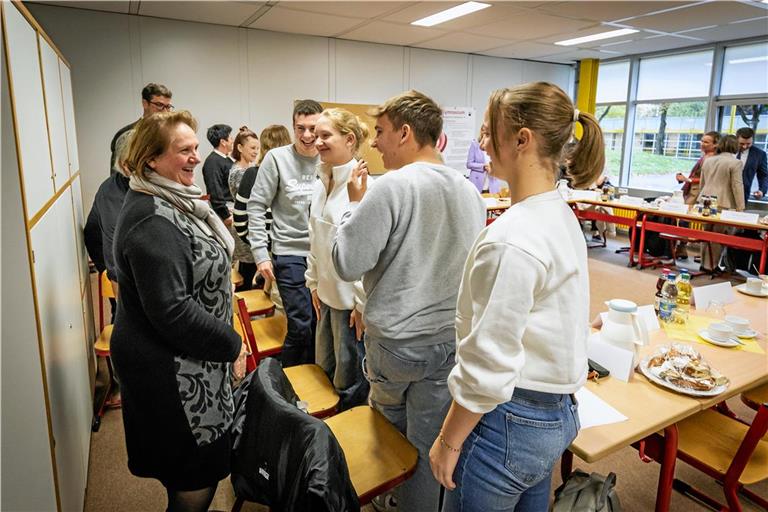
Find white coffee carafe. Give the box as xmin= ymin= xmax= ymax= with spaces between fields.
xmin=600 ymin=299 xmax=649 ymax=365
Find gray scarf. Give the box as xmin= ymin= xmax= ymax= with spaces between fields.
xmin=129 ymin=171 xmax=234 ymax=259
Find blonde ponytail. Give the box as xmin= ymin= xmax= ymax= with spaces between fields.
xmin=568 ymin=111 xmax=604 ymax=189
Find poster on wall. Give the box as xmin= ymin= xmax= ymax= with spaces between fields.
xmin=440 ymin=107 xmax=476 ymax=176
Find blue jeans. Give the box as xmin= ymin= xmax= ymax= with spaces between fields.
xmin=443 ymin=389 xmax=580 ymax=512
xmin=364 ymin=339 xmax=455 ymax=512
xmin=315 ymin=304 xmax=369 ymax=410
xmin=273 ymin=254 xmax=315 ymax=367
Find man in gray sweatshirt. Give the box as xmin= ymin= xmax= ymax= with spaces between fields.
xmin=332 ymin=91 xmax=486 ymax=512
xmin=247 ymin=99 xmax=322 ymax=367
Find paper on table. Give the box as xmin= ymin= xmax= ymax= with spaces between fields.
xmin=692 ymin=282 xmax=736 ymax=308
xmin=719 ymin=210 xmax=759 ymax=224
xmin=571 ymin=190 xmax=599 ymax=201
xmin=576 ymin=387 xmax=628 ymax=430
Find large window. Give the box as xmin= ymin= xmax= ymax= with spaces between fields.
xmin=593 ymin=40 xmax=767 ymax=197
xmin=628 ymin=101 xmax=707 ymax=190
xmin=721 ymin=42 xmax=768 ymax=96
xmin=628 ymin=51 xmax=712 ymax=190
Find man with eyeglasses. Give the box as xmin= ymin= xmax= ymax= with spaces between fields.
xmin=109 ymin=82 xmax=173 ymax=175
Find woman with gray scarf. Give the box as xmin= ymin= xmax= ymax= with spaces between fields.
xmin=111 ymin=111 xmax=247 ymax=512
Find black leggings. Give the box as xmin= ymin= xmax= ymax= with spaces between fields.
xmin=166 ymin=485 xmax=216 ymax=512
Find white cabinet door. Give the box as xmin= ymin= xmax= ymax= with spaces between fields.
xmin=40 ymin=36 xmax=69 ymax=191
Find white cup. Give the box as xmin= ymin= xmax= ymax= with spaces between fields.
xmin=725 ymin=315 xmax=750 ymax=335
xmin=708 ymin=322 xmax=733 ymax=342
xmin=746 ymin=277 xmax=763 ymax=294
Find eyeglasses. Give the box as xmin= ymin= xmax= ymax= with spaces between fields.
xmin=149 ymin=100 xmax=174 ymax=111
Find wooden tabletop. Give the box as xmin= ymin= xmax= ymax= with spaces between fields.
xmin=572 ymin=259 xmax=768 ymax=462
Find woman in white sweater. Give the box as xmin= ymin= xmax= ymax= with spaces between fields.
xmin=305 ymin=108 xmax=370 ymax=409
xmin=430 ymin=82 xmax=605 ymax=511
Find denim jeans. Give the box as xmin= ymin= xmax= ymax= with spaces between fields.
xmin=443 ymin=389 xmax=580 ymax=512
xmin=272 ymin=254 xmax=315 ymax=367
xmin=364 ymin=339 xmax=455 ymax=512
xmin=315 ymin=304 xmax=369 ymax=410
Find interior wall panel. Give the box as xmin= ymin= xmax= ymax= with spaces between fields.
xmin=470 ymin=55 xmax=525 ymax=134
xmin=246 ymin=29 xmax=330 ymax=134
xmin=138 ymin=16 xmax=243 ymax=187
xmin=335 ymin=39 xmax=405 ymax=105
xmin=1 ymin=27 xmax=58 ymax=512
xmin=39 ymin=36 xmax=69 ymax=191
xmin=409 ymin=48 xmax=469 ymax=109
xmin=4 ymin=2 xmax=54 ymax=218
xmin=30 ymin=193 xmax=92 ymax=512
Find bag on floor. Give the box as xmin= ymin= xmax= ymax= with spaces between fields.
xmin=552 ymin=470 xmax=622 ymax=512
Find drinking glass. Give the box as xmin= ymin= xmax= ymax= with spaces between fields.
xmin=705 ymin=300 xmax=726 ymax=319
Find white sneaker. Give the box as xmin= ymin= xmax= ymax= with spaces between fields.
xmin=371 ymin=492 xmax=398 ymax=512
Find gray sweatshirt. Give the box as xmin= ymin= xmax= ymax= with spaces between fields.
xmin=332 ymin=161 xmax=486 ymax=347
xmin=247 ymin=144 xmax=319 ymax=263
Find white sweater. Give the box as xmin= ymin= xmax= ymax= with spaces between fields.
xmin=448 ymin=189 xmax=589 ymax=414
xmin=305 ymin=160 xmax=365 ymax=312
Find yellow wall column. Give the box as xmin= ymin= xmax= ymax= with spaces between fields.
xmin=574 ymin=58 xmax=599 ymax=139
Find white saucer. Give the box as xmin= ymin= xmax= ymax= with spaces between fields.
xmin=735 ymin=284 xmax=768 ymax=298
xmin=698 ymin=329 xmax=741 ymax=348
xmin=734 ymin=328 xmax=758 ymax=339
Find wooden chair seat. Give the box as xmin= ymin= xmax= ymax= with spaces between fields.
xmin=325 ymin=406 xmax=419 ymax=504
xmin=94 ymin=324 xmax=113 ymax=355
xmin=236 ymin=289 xmax=274 ymax=316
xmin=742 ymin=382 xmax=768 ymax=411
xmin=100 ymin=272 xmax=115 ymax=299
xmin=284 ymin=364 xmax=340 ymax=418
xmin=676 ymin=408 xmax=768 ymax=485
xmin=249 ymin=314 xmax=286 ymax=355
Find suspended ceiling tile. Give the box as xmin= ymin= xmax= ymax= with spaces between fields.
xmin=537 ymin=1 xmax=695 ymax=23
xmin=281 ymin=1 xmax=413 ymax=19
xmin=625 ymin=1 xmax=768 ymax=33
xmin=338 ymin=20 xmax=445 ymax=46
xmin=680 ymin=17 xmax=768 ymax=41
xmin=415 ymin=32 xmax=514 ymax=53
xmin=600 ymin=34 xmax=702 ymax=55
xmin=480 ymin=41 xmax=572 ymax=59
xmin=30 ymin=1 xmax=131 ymax=14
xmin=465 ymin=12 xmax=596 ymax=39
xmin=249 ymin=6 xmax=364 ymax=36
xmin=139 ymin=1 xmax=265 ymax=26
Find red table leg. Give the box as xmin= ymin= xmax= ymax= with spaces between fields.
xmin=628 ymin=212 xmax=638 ymax=267
xmin=637 ymin=214 xmax=648 ymax=269
xmin=760 ymin=236 xmax=767 ymax=274
xmin=560 ymin=450 xmax=574 ymax=482
xmin=656 ymin=425 xmax=678 ymax=512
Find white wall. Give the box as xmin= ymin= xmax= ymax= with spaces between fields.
xmin=27 ymin=3 xmax=575 ymax=211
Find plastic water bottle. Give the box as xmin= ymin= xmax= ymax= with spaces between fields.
xmin=654 ymin=268 xmax=671 ymax=316
xmin=675 ymin=271 xmax=692 ymax=324
xmin=659 ymin=273 xmax=678 ymax=324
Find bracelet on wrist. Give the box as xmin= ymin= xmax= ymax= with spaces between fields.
xmin=439 ymin=432 xmax=461 ymax=453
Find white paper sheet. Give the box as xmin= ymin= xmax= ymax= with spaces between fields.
xmin=576 ymin=387 xmax=628 ymax=430
xmin=571 ymin=190 xmax=599 ymax=201
xmin=588 ymin=332 xmax=636 ymax=383
xmin=719 ymin=210 xmax=759 ymax=224
xmin=692 ymin=281 xmax=736 ymax=308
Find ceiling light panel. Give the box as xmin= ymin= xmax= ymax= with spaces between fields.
xmin=555 ymin=28 xmax=639 ymax=46
xmin=411 ymin=2 xmax=492 ymax=27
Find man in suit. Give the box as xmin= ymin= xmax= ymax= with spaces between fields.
xmin=109 ymin=83 xmax=173 ymax=174
xmin=736 ymin=127 xmax=768 ymax=203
